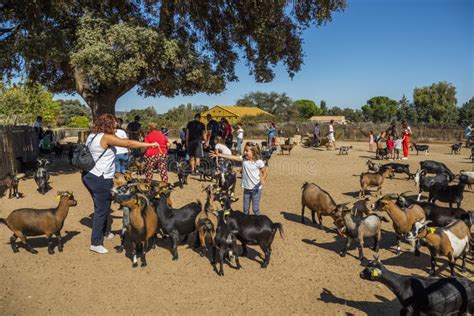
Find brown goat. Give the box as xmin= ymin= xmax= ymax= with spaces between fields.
xmin=301 ymin=182 xmax=339 ymax=228
xmin=409 ymin=219 xmax=470 ymax=276
xmin=115 ymin=193 xmax=158 ymax=268
xmin=2 ymin=173 xmax=20 ymax=199
xmin=0 ymin=191 xmax=77 ymax=254
xmin=280 ymin=144 xmax=294 ymax=155
xmin=373 ymin=196 xmax=425 ymax=255
xmin=359 ymin=168 xmax=395 ymax=198
xmin=195 ymin=186 xmax=219 ymax=254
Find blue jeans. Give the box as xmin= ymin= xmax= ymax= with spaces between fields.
xmin=115 ymin=153 xmax=129 ymax=173
xmin=236 ymin=138 xmax=243 ymax=153
xmin=243 ymin=186 xmax=262 ymax=215
xmin=82 ymin=172 xmax=113 ymax=246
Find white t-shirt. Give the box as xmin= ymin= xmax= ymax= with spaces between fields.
xmin=395 ymin=139 xmax=402 ymax=150
xmin=237 ymin=128 xmax=244 ymax=139
xmin=215 ymin=143 xmax=231 ymax=155
xmin=241 ymin=158 xmax=265 ymax=190
xmin=115 ymin=129 xmax=129 ymax=155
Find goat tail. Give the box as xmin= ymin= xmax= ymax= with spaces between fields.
xmin=273 ymin=223 xmax=284 ymax=239
xmin=0 ymin=218 xmax=6 ymax=226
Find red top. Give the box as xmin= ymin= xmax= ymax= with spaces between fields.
xmin=387 ymin=139 xmax=395 ymax=150
xmin=144 ymin=130 xmax=168 ymax=157
xmin=223 ymin=124 xmax=232 ymax=139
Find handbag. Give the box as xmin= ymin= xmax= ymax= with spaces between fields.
xmin=71 ymin=133 xmax=109 ymax=172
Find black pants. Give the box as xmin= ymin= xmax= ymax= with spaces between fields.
xmin=82 ymin=172 xmax=113 ymax=246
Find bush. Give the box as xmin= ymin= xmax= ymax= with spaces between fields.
xmin=67 ymin=116 xmax=90 ymax=128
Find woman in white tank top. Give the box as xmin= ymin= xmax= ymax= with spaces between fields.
xmin=82 ymin=114 xmax=158 ymax=254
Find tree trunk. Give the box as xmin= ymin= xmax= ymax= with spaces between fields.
xmin=85 ymin=94 xmax=117 ymax=120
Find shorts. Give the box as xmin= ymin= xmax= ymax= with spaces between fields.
xmin=188 ymin=140 xmax=204 ymax=158
xmin=388 ymin=149 xmax=394 ymax=154
xmin=328 ymin=134 xmax=335 ymax=142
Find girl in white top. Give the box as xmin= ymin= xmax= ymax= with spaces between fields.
xmin=211 ymin=141 xmax=268 ymax=215
xmin=82 ymin=114 xmax=158 ymax=255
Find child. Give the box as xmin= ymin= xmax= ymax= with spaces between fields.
xmin=394 ymin=136 xmax=402 ymax=160
xmin=386 ymin=135 xmax=395 ymax=160
xmin=210 ymin=141 xmax=268 ymax=215
xmin=368 ymin=130 xmax=375 ymax=152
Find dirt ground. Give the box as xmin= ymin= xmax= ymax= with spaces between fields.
xmin=1 ymin=141 xmax=473 ymax=315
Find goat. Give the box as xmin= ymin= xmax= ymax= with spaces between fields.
xmin=380 ymin=163 xmax=412 ymax=179
xmin=359 ymin=168 xmax=394 ymax=198
xmin=451 ymin=142 xmax=462 ymax=155
xmin=153 ymin=191 xmax=201 ymax=260
xmin=261 ymin=147 xmax=277 ymax=166
xmin=34 ymin=159 xmax=50 ymax=195
xmin=413 ymin=169 xmax=450 ymax=201
xmin=301 ymin=182 xmax=340 ymax=228
xmin=194 ymin=186 xmax=219 ymax=256
xmin=213 ymin=218 xmax=241 ymax=276
xmin=360 ymin=258 xmax=474 ymax=315
xmin=261 ymin=141 xmax=268 ymax=149
xmin=338 ymin=146 xmax=352 ymax=155
xmin=409 ymin=219 xmax=471 ymax=276
xmin=351 ymin=197 xmax=373 ymax=217
xmin=15 ymin=156 xmax=37 ymax=174
xmin=0 ymin=191 xmax=77 ymax=254
xmin=334 ymin=205 xmax=388 ymax=261
xmin=428 ymin=174 xmax=469 ymax=208
xmin=3 ymin=173 xmax=20 ymax=199
xmin=410 ymin=142 xmax=430 ymax=156
xmin=376 ymin=147 xmax=388 ymax=160
xmin=279 ymin=144 xmax=294 ymax=155
xmin=397 ymin=195 xmax=472 ymax=228
xmin=176 ymin=160 xmax=190 ymax=188
xmin=420 ymin=160 xmax=455 ymax=181
xmin=471 ymin=145 xmax=474 ymax=162
xmin=366 ymin=159 xmax=382 ymax=173
xmin=459 ymin=170 xmax=474 ymax=189
xmin=372 ymin=196 xmax=425 ymax=255
xmin=114 ymin=193 xmax=158 ymax=267
xmin=219 ymin=194 xmax=284 ymax=268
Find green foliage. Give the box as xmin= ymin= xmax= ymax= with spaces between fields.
xmin=68 ymin=116 xmax=91 ymax=128
xmin=239 ymin=113 xmax=275 ymax=126
xmin=236 ymin=91 xmax=296 ymax=121
xmin=159 ymin=104 xmax=208 ymax=128
xmin=57 ymin=99 xmax=91 ymax=126
xmin=1 ymin=1 xmax=346 ymax=117
xmin=361 ymin=96 xmax=399 ymax=123
xmin=294 ymin=99 xmax=322 ymax=119
xmin=458 ymin=97 xmax=474 ymax=124
xmin=320 ymin=100 xmax=327 ymax=115
xmin=0 ymin=82 xmax=60 ymax=125
xmin=413 ymin=81 xmax=458 ymax=124
xmin=341 ymin=108 xmax=365 ymax=122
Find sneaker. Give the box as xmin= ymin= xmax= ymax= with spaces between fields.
xmin=104 ymin=232 xmax=115 ymax=240
xmin=402 ymin=157 xmax=408 ymax=160
xmin=90 ymin=245 xmax=108 ymax=254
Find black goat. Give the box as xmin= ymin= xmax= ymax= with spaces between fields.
xmin=396 ymin=195 xmax=472 ymax=228
xmin=154 ymin=191 xmax=201 ymax=260
xmin=16 ymin=156 xmax=37 ymax=174
xmin=451 ymin=142 xmax=462 ymax=155
xmin=34 ymin=159 xmax=50 ymax=195
xmin=176 ymin=161 xmax=190 ymax=189
xmin=213 ymin=219 xmax=241 ymax=276
xmin=428 ymin=175 xmax=469 ymax=208
xmin=360 ymin=258 xmax=474 ymax=315
xmin=375 ymin=148 xmax=388 ymax=160
xmin=380 ymin=163 xmax=412 ymax=179
xmin=218 ymin=194 xmax=283 ymax=268
xmin=410 ymin=142 xmax=430 ymax=156
xmin=420 ymin=160 xmax=455 ymax=181
xmin=261 ymin=147 xmax=277 ymax=166
xmin=414 ymin=169 xmax=449 ymax=201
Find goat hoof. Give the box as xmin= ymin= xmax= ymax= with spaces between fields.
xmin=339 ymin=252 xmax=346 ymax=257
xmin=58 ymin=247 xmax=63 ymax=252
xmin=30 ymin=249 xmax=39 ymax=255
xmin=141 ymin=262 xmax=147 ymax=268
xmin=132 ymin=263 xmax=138 ymax=268
xmin=48 ymin=250 xmax=55 ymax=255
xmin=429 ymin=270 xmax=435 ymax=276
xmin=12 ymin=248 xmax=19 ymax=253
xmin=172 ymin=256 xmax=178 ymax=261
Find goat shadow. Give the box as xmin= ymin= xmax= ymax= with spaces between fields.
xmin=381 ymin=251 xmax=432 ymax=273
xmin=318 ymin=287 xmax=399 ymax=315
xmin=302 ymin=238 xmax=364 ymax=262
xmin=280 ymin=211 xmax=337 ymax=234
xmin=12 ymin=230 xmax=81 ymax=252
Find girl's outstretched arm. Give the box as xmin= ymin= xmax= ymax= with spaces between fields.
xmin=210 ymin=151 xmax=242 ymax=162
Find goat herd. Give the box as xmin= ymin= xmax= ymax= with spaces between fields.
xmin=1 ymin=141 xmax=474 ymax=315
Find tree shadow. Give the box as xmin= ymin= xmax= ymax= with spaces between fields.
xmin=318 ymin=288 xmax=399 ymax=315
xmin=381 ymin=251 xmax=432 ymax=273
xmin=14 ymin=230 xmax=81 ymax=252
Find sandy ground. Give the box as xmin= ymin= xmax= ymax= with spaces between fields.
xmin=0 ymin=141 xmax=473 ymax=315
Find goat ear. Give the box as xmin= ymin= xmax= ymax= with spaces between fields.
xmin=373 ymin=254 xmax=380 ymax=262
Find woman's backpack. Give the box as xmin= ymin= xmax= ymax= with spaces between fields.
xmin=71 ymin=134 xmax=108 ymax=172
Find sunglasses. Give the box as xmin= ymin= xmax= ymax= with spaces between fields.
xmin=246 ymin=141 xmax=257 ymax=146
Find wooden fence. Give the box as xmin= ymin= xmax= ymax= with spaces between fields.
xmin=0 ymin=126 xmax=39 ymax=178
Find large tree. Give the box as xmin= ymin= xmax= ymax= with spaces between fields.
xmin=361 ymin=96 xmax=399 ymax=123
xmin=236 ymin=91 xmax=294 ymax=116
xmin=458 ymin=97 xmax=474 ymax=124
xmin=1 ymin=1 xmax=346 ymax=119
xmin=294 ymin=99 xmax=322 ymax=119
xmin=413 ymin=81 xmax=458 ymax=124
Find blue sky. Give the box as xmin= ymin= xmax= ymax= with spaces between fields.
xmin=56 ymin=0 xmax=473 ymax=113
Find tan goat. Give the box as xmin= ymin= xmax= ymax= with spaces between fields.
xmin=359 ymin=168 xmax=394 ymax=198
